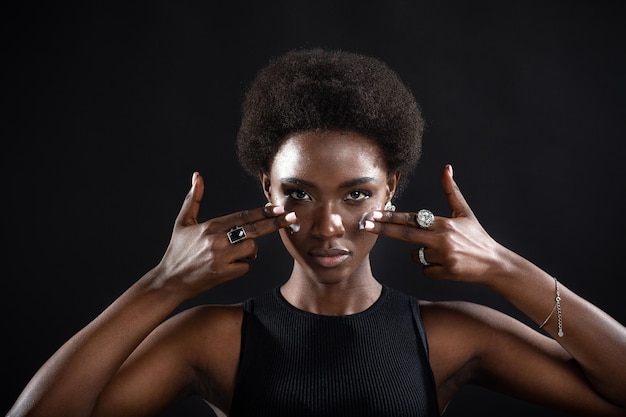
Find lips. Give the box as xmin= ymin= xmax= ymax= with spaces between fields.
xmin=308 ymin=248 xmax=351 ymax=268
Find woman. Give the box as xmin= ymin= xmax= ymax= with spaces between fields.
xmin=7 ymin=48 xmax=626 ymax=417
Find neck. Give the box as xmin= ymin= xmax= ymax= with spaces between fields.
xmin=280 ymin=260 xmax=383 ymax=315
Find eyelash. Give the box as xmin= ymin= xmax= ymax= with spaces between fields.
xmin=286 ymin=189 xmax=310 ymax=201
xmin=346 ymin=190 xmax=371 ymax=202
xmin=284 ymin=189 xmax=371 ymax=203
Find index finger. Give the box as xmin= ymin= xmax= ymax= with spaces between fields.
xmin=362 ymin=210 xmax=434 ymax=243
xmin=209 ymin=205 xmax=298 ymax=237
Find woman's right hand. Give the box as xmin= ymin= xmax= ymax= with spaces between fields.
xmin=155 ymin=172 xmax=297 ymax=296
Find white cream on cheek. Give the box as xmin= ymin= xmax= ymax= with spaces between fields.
xmin=358 ymin=202 xmax=381 ymax=230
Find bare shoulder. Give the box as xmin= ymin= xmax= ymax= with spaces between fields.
xmin=420 ymin=298 xmax=511 ymax=322
xmin=172 ymin=303 xmax=244 ymax=333
xmin=419 ymin=299 xmax=560 ymax=362
xmin=155 ymin=302 xmax=244 ymax=341
xmin=153 ymin=303 xmax=244 ymax=410
xmin=93 ymin=303 xmax=244 ymax=416
xmin=418 ymin=300 xmax=567 ymax=412
xmin=419 ymin=299 xmax=553 ymax=337
xmin=418 ymin=300 xmax=499 ymax=375
xmin=162 ymin=303 xmax=244 ymax=363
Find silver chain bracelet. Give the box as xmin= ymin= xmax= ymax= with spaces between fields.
xmin=539 ymin=277 xmax=563 ymax=337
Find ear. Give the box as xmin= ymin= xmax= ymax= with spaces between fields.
xmin=386 ymin=171 xmax=400 ymax=201
xmin=259 ymin=171 xmax=272 ymax=203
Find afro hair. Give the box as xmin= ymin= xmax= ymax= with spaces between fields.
xmin=236 ymin=48 xmax=424 ymax=195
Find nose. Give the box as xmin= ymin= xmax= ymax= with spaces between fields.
xmin=310 ymin=203 xmax=346 ymax=238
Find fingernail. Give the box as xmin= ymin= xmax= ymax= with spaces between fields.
xmin=372 ymin=211 xmax=383 ymax=220
xmin=448 ymin=164 xmax=453 ymax=177
xmin=364 ymin=220 xmax=375 ymax=230
xmin=285 ymin=211 xmax=297 ymax=222
xmin=272 ymin=205 xmax=285 ymax=215
xmin=288 ymin=223 xmax=300 ymax=233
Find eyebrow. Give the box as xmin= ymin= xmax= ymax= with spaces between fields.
xmin=280 ymin=177 xmax=377 ymax=189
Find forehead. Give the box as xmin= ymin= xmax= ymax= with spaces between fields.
xmin=270 ymin=130 xmax=388 ymax=178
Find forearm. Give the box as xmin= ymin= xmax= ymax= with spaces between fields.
xmin=7 ymin=267 xmax=188 ymax=417
xmin=487 ymin=247 xmax=626 ymax=406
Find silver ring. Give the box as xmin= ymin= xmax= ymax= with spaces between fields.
xmin=418 ymin=247 xmax=430 ymax=266
xmin=227 ymin=226 xmax=247 ymax=244
xmin=416 ymin=209 xmax=435 ymax=229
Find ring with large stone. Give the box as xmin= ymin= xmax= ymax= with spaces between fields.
xmin=418 ymin=247 xmax=430 ymax=266
xmin=227 ymin=226 xmax=247 ymax=244
xmin=416 ymin=209 xmax=435 ymax=229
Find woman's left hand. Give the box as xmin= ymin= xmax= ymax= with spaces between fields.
xmin=363 ymin=164 xmax=510 ymax=285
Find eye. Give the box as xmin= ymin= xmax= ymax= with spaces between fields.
xmin=345 ymin=190 xmax=371 ymax=202
xmin=286 ymin=189 xmax=312 ymax=201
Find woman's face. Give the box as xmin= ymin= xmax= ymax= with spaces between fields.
xmin=262 ymin=130 xmax=398 ymax=284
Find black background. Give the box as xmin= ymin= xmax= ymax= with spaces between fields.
xmin=2 ymin=1 xmax=625 ymax=416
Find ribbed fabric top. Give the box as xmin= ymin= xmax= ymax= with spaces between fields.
xmin=229 ymin=285 xmax=439 ymax=417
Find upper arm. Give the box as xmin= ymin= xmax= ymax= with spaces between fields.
xmin=92 ymin=304 xmax=242 ymax=417
xmin=422 ymin=301 xmax=624 ymax=416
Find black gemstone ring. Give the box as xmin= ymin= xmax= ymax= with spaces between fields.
xmin=227 ymin=226 xmax=247 ymax=244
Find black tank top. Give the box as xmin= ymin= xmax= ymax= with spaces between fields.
xmin=229 ymin=285 xmax=439 ymax=417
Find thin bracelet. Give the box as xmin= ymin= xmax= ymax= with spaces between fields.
xmin=539 ymin=277 xmax=563 ymax=337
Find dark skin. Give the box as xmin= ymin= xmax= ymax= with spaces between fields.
xmin=7 ymin=130 xmax=626 ymax=417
